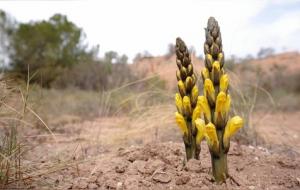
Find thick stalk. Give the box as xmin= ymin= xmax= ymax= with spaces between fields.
xmin=211 ymin=152 xmax=228 ymax=183
xmin=211 ymin=129 xmax=228 ymax=183
xmin=184 ymin=121 xmax=200 ymax=160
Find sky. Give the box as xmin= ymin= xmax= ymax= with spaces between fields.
xmin=1 ymin=0 xmax=300 ymax=61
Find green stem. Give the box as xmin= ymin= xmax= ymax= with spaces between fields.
xmin=211 ymin=129 xmax=228 ymax=183
xmin=184 ymin=120 xmax=200 ymax=160
xmin=211 ymin=152 xmax=228 ymax=183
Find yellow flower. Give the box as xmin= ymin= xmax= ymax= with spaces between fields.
xmin=201 ymin=68 xmax=210 ymax=81
xmin=175 ymin=112 xmax=188 ymax=135
xmin=178 ymin=80 xmax=186 ymax=97
xmin=183 ymin=96 xmax=192 ymax=116
xmin=225 ymin=94 xmax=231 ymax=115
xmin=215 ymin=92 xmax=227 ymax=113
xmin=191 ymin=86 xmax=198 ymax=106
xmin=215 ymin=92 xmax=231 ymax=126
xmin=220 ymin=74 xmax=229 ymax=92
xmin=197 ymin=96 xmax=211 ymax=122
xmin=195 ymin=118 xmax=205 ymax=144
xmin=205 ymin=122 xmax=219 ymax=152
xmin=223 ymin=116 xmax=243 ymax=147
xmin=204 ymin=78 xmax=215 ymax=104
xmin=192 ymin=105 xmax=202 ymax=125
xmin=175 ymin=93 xmax=183 ymax=114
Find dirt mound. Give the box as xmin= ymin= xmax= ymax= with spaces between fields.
xmin=46 ymin=142 xmax=299 ymax=190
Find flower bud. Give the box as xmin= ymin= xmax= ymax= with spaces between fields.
xmin=195 ymin=119 xmax=205 ymax=144
xmin=218 ymin=52 xmax=224 ymax=68
xmin=204 ymin=79 xmax=215 ymax=106
xmin=205 ymin=54 xmax=213 ymax=71
xmin=176 ymin=70 xmax=181 ymax=81
xmin=180 ymin=67 xmax=187 ymax=80
xmin=205 ymin=122 xmax=219 ymax=153
xmin=191 ymin=86 xmax=198 ymax=107
xmin=212 ymin=61 xmax=221 ymax=85
xmin=187 ymin=64 xmax=193 ymax=76
xmin=201 ymin=68 xmax=210 ymax=82
xmin=185 ymin=76 xmax=193 ymax=92
xmin=175 ymin=93 xmax=183 ymax=114
xmin=192 ymin=105 xmax=202 ymax=126
xmin=210 ymin=43 xmax=219 ymax=58
xmin=176 ymin=59 xmax=182 ymax=69
xmin=178 ymin=80 xmax=186 ymax=97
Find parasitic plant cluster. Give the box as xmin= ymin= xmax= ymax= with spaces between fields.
xmin=175 ymin=38 xmax=201 ymax=160
xmin=174 ymin=17 xmax=244 ymax=183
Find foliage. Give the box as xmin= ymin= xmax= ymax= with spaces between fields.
xmin=9 ymin=13 xmax=97 ymax=87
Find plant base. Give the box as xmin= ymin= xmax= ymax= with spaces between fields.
xmin=211 ymin=153 xmax=228 ymax=183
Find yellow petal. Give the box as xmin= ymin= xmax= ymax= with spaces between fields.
xmin=192 ymin=105 xmax=202 ymax=125
xmin=175 ymin=112 xmax=188 ymax=135
xmin=223 ymin=116 xmax=243 ymax=146
xmin=215 ymin=92 xmax=231 ymax=125
xmin=212 ymin=61 xmax=220 ymax=71
xmin=205 ymin=122 xmax=219 ymax=151
xmin=183 ymin=96 xmax=192 ymax=116
xmin=201 ymin=68 xmax=210 ymax=81
xmin=175 ymin=93 xmax=183 ymax=114
xmin=178 ymin=80 xmax=186 ymax=97
xmin=215 ymin=92 xmax=227 ymax=113
xmin=204 ymin=78 xmax=215 ymax=103
xmin=220 ymin=74 xmax=229 ymax=92
xmin=197 ymin=96 xmax=211 ymax=122
xmin=195 ymin=119 xmax=205 ymax=144
xmin=225 ymin=94 xmax=231 ymax=115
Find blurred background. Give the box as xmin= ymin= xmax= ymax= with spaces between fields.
xmin=0 ymin=0 xmax=299 ymax=188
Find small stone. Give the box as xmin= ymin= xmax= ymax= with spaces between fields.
xmin=185 ymin=159 xmax=202 ymax=173
xmin=88 ymin=183 xmax=98 ymax=189
xmin=77 ymin=181 xmax=88 ymax=189
xmin=175 ymin=175 xmax=190 ymax=185
xmin=116 ymin=182 xmax=123 ymax=190
xmin=152 ymin=171 xmax=171 ymax=183
xmin=249 ymin=185 xmax=255 ymax=190
xmin=88 ymin=175 xmax=97 ymax=183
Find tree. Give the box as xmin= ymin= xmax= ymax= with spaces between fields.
xmin=10 ymin=13 xmax=91 ymax=87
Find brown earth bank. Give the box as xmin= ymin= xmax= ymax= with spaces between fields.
xmin=17 ymin=142 xmax=300 ymax=190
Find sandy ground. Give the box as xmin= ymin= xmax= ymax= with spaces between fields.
xmin=6 ymin=110 xmax=298 ymax=189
